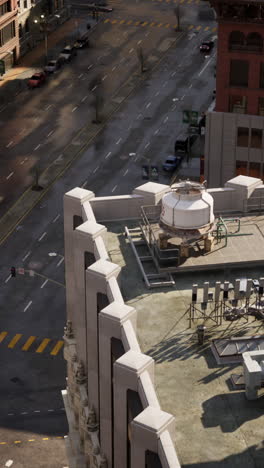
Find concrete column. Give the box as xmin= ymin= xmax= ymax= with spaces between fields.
xmin=99 ymin=302 xmax=137 ymax=467
xmin=64 ymin=188 xmax=94 ymax=324
xmin=85 ymin=260 xmax=121 ymax=420
xmin=113 ymin=350 xmax=154 ymax=468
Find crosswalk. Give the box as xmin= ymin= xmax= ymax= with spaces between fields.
xmin=0 ymin=331 xmax=64 ymax=357
xmin=103 ymin=18 xmax=217 ymax=32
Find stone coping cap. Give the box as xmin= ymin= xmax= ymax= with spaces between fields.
xmin=134 ymin=182 xmax=169 ymax=194
xmin=226 ymin=175 xmax=262 ymax=188
xmin=132 ymin=406 xmax=174 ymax=433
xmin=65 ymin=187 xmax=95 ymax=202
xmin=75 ymin=220 xmax=106 ymax=238
xmin=87 ymin=259 xmax=120 ymax=279
xmin=100 ymin=302 xmax=135 ymax=322
xmin=115 ymin=349 xmax=153 ymax=371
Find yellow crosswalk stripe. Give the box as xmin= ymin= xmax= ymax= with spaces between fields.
xmin=164 ymin=23 xmax=170 ymax=28
xmin=212 ymin=27 xmax=217 ymax=32
xmin=141 ymin=22 xmax=148 ymax=26
xmin=22 ymin=336 xmax=36 ymax=351
xmin=104 ymin=18 xmax=110 ymax=23
xmin=126 ymin=20 xmax=132 ymax=25
xmin=196 ymin=25 xmax=202 ymax=30
xmin=150 ymin=22 xmax=156 ymax=26
xmin=36 ymin=338 xmax=50 ymax=353
xmin=204 ymin=26 xmax=209 ymax=31
xmin=0 ymin=331 xmax=8 ymax=343
xmin=189 ymin=25 xmax=194 ymax=29
xmin=180 ymin=0 xmax=184 ymax=3
xmin=119 ymin=19 xmax=125 ymax=24
xmin=8 ymin=334 xmax=22 ymax=349
xmin=134 ymin=21 xmax=140 ymax=26
xmin=157 ymin=23 xmax=163 ymax=27
xmin=50 ymin=340 xmax=64 ymax=356
xmin=111 ymin=19 xmax=117 ymax=24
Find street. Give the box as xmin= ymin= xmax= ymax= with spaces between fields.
xmin=0 ymin=0 xmax=217 ymax=465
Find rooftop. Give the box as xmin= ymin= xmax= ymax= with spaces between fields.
xmin=106 ymin=219 xmax=264 ymax=467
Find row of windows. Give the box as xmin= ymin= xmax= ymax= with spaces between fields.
xmin=229 ymin=31 xmax=263 ymax=52
xmin=236 ymin=161 xmax=263 ymax=179
xmin=237 ymin=127 xmax=263 ymax=148
xmin=229 ymin=60 xmax=264 ymax=88
xmin=0 ymin=20 xmax=15 ymax=46
xmin=229 ymin=95 xmax=264 ymax=115
xmin=0 ymin=0 xmax=11 ymax=15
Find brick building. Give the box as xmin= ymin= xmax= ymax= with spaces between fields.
xmin=0 ymin=0 xmax=19 ymax=71
xmin=204 ymin=0 xmax=264 ymax=187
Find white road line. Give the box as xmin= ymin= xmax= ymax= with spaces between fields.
xmin=7 ymin=413 xmax=14 ymax=416
xmin=20 ymin=160 xmax=25 ymax=165
xmin=40 ymin=279 xmax=48 ymax=289
xmin=105 ymin=151 xmax=111 ymax=159
xmin=112 ymin=66 xmax=116 ymax=71
xmin=123 ymin=169 xmax=129 ymax=176
xmin=155 ymin=91 xmax=160 ymax=96
xmin=78 ymin=73 xmax=83 ymax=78
xmin=154 ymin=129 xmax=159 ymax=135
xmin=82 ymin=180 xmax=88 ymax=188
xmin=171 ymin=71 xmax=176 ymax=77
xmin=34 ymin=144 xmax=41 ymax=151
xmin=21 ymin=412 xmax=28 ymax=415
xmin=97 ymin=55 xmax=102 ymax=61
xmin=22 ymin=251 xmax=31 ymax=262
xmin=6 ymin=172 xmax=14 ymax=180
xmin=57 ymin=257 xmax=64 ymax=267
xmin=88 ymin=64 xmax=93 ymax=69
xmin=5 ymin=461 xmax=13 ymax=467
xmin=34 ymin=410 xmax=40 ymax=413
xmin=6 ymin=141 xmax=13 ymax=148
xmin=47 ymin=130 xmax=54 ymax=137
xmin=24 ymin=300 xmax=32 ymax=312
xmin=146 ymin=102 xmax=151 ymax=109
xmin=91 ymin=85 xmax=97 ymax=91
xmin=68 ymin=84 xmax=73 ymax=88
xmin=0 ymin=104 xmax=8 ymax=112
xmin=81 ymin=95 xmax=88 ymax=102
xmin=102 ymin=75 xmax=107 ymax=81
xmin=181 ymin=94 xmax=185 ymax=100
xmin=52 ymin=214 xmax=60 ymax=223
xmin=129 ymin=48 xmax=134 ymax=53
xmin=93 ymin=166 xmax=99 ymax=173
xmin=137 ymin=114 xmax=142 ymax=120
xmin=163 ymin=81 xmax=168 ymax=87
xmin=72 ymin=106 xmax=77 ymax=112
xmin=198 ymin=57 xmax=212 ymax=76
xmin=45 ymin=104 xmax=51 ymax=111
xmin=145 ymin=32 xmax=149 ymax=37
xmin=38 ymin=232 xmax=47 ymax=241
xmin=163 ymin=116 xmax=168 ymax=123
xmin=48 ymin=409 xmax=54 ymax=412
xmin=112 ymin=185 xmax=117 ymax=193
xmin=189 ymin=84 xmax=192 ymax=88
xmin=145 ymin=142 xmax=150 ymax=149
xmin=5 ymin=275 xmax=11 ymax=283
xmin=137 ymin=40 xmax=142 ymax=45
xmin=116 ymin=138 xmax=122 ymax=145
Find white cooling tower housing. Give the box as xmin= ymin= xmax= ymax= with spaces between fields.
xmin=160 ymin=183 xmax=215 ymax=230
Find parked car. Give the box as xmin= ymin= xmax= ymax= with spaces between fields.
xmin=59 ymin=45 xmax=77 ymax=63
xmin=162 ymin=155 xmax=182 ymax=172
xmin=200 ymin=40 xmax=214 ymax=52
xmin=44 ymin=59 xmax=62 ymax=74
xmin=96 ymin=5 xmax=113 ymax=12
xmin=27 ymin=72 xmax=47 ymax=89
xmin=74 ymin=37 xmax=89 ymax=49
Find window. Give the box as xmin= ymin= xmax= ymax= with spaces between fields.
xmin=236 ymin=161 xmax=248 ymax=176
xmin=25 ymin=18 xmax=29 ymax=32
xmin=23 ymin=0 xmax=27 ymax=7
xmin=229 ymin=95 xmax=247 ymax=113
xmin=251 ymin=129 xmax=262 ymax=148
xmin=260 ymin=64 xmax=264 ymax=88
xmin=18 ymin=23 xmax=23 ymax=38
xmin=237 ymin=127 xmax=249 ymax=147
xmin=249 ymin=162 xmax=261 ymax=178
xmin=0 ymin=21 xmax=15 ymax=46
xmin=259 ymin=97 xmax=264 ymax=115
xmin=229 ymin=31 xmax=245 ymax=50
xmin=230 ymin=60 xmax=249 ymax=87
xmin=246 ymin=32 xmax=263 ymax=51
xmin=0 ymin=1 xmax=11 ymax=15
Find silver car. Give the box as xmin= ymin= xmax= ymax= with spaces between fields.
xmin=44 ymin=59 xmax=62 ymax=74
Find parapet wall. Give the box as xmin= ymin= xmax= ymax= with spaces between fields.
xmin=63 ymin=186 xmax=181 ymax=468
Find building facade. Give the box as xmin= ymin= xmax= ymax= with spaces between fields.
xmin=205 ymin=0 xmax=264 ymax=187
xmin=0 ymin=0 xmax=19 ymax=71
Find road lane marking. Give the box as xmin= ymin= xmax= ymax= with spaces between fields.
xmin=20 ymin=160 xmax=25 ymax=165
xmin=22 ymin=336 xmax=36 ymax=351
xmin=50 ymin=340 xmax=64 ymax=356
xmin=22 ymin=251 xmax=31 ymax=262
xmin=112 ymin=66 xmax=116 ymax=71
xmin=72 ymin=106 xmax=77 ymax=112
xmin=34 ymin=410 xmax=40 ymax=413
xmin=146 ymin=102 xmax=151 ymax=109
xmin=34 ymin=144 xmax=41 ymax=151
xmin=181 ymin=94 xmax=185 ymax=100
xmin=68 ymin=84 xmax=73 ymax=88
xmin=36 ymin=338 xmax=50 ymax=353
xmin=155 ymin=91 xmax=160 ymax=96
xmin=78 ymin=73 xmax=83 ymax=78
xmin=163 ymin=81 xmax=168 ymax=87
xmin=112 ymin=185 xmax=117 ymax=193
xmin=0 ymin=331 xmax=8 ymax=343
xmin=6 ymin=172 xmax=14 ymax=180
xmin=57 ymin=257 xmax=64 ymax=267
xmin=105 ymin=151 xmax=111 ymax=159
xmin=5 ymin=460 xmax=13 ymax=467
xmin=5 ymin=275 xmax=11 ymax=283
xmin=102 ymin=75 xmax=107 ymax=81
xmin=91 ymin=85 xmax=97 ymax=91
xmin=123 ymin=169 xmax=128 ymax=176
xmin=88 ymin=64 xmax=93 ymax=69
xmin=81 ymin=95 xmax=88 ymax=102
xmin=93 ymin=166 xmax=99 ymax=173
xmin=6 ymin=141 xmax=13 ymax=148
xmin=163 ymin=116 xmax=168 ymax=123
xmin=8 ymin=334 xmax=22 ymax=348
xmin=38 ymin=232 xmax=47 ymax=241
xmin=116 ymin=138 xmax=122 ymax=145
xmin=189 ymin=83 xmax=192 ymax=88
xmin=23 ymin=301 xmax=32 ymax=312
xmin=154 ymin=129 xmax=159 ymax=135
xmin=45 ymin=104 xmax=52 ymax=111
xmin=82 ymin=180 xmax=87 ymax=188
xmin=171 ymin=71 xmax=176 ymax=77
xmin=145 ymin=142 xmax=150 ymax=149
xmin=47 ymin=130 xmax=54 ymax=137
xmin=40 ymin=279 xmax=48 ymax=289
xmin=52 ymin=214 xmax=60 ymax=223
xmin=198 ymin=57 xmax=212 ymax=76
xmin=137 ymin=40 xmax=142 ymax=44
xmin=129 ymin=48 xmax=134 ymax=53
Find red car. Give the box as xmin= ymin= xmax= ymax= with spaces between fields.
xmin=27 ymin=72 xmax=47 ymax=89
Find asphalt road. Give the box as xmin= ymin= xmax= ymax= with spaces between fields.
xmin=0 ymin=0 xmax=218 ymax=465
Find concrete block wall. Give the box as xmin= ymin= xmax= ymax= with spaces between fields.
xmin=62 ymin=187 xmax=181 ymax=468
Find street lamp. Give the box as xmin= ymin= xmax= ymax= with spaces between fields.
xmin=34 ymin=15 xmax=48 ymax=63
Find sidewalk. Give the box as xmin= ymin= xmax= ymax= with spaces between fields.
xmin=0 ymin=15 xmax=94 ymax=105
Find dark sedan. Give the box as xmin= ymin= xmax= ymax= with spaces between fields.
xmin=200 ymin=40 xmax=214 ymax=52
